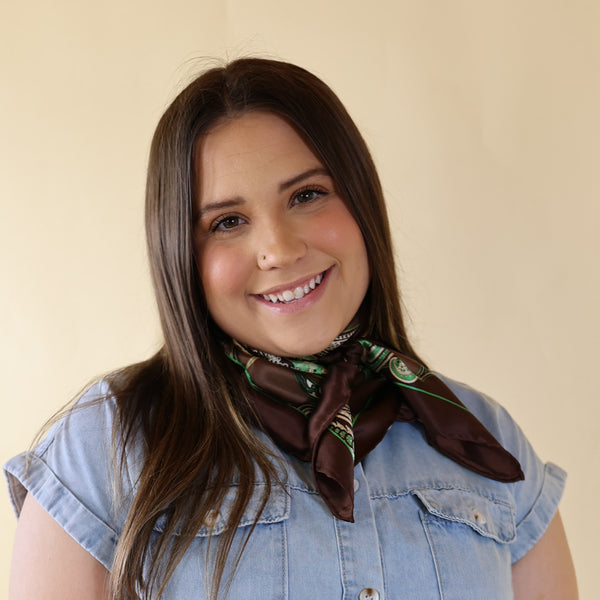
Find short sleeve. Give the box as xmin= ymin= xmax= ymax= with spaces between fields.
xmin=3 ymin=381 xmax=125 ymax=570
xmin=440 ymin=376 xmax=567 ymax=563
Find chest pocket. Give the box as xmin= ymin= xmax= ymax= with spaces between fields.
xmin=152 ymin=483 xmax=291 ymax=599
xmin=414 ymin=487 xmax=516 ymax=600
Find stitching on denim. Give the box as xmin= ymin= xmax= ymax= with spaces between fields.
xmin=370 ymin=485 xmax=514 ymax=510
xmin=286 ymin=483 xmax=319 ymax=495
xmin=514 ymin=462 xmax=550 ymax=529
xmin=333 ymin=517 xmax=349 ymax=599
xmin=420 ymin=511 xmax=445 ymax=600
xmin=280 ymin=513 xmax=289 ymax=599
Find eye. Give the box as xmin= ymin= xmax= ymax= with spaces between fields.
xmin=291 ymin=185 xmax=327 ymax=206
xmin=211 ymin=215 xmax=245 ymax=232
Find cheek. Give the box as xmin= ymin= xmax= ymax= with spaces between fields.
xmin=313 ymin=205 xmax=369 ymax=275
xmin=198 ymin=244 xmax=250 ymax=308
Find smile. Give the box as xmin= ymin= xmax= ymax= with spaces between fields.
xmin=260 ymin=273 xmax=324 ymax=304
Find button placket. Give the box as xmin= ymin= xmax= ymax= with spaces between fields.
xmin=333 ymin=464 xmax=384 ymax=600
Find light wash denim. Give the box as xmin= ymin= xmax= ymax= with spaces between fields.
xmin=4 ymin=376 xmax=565 ymax=599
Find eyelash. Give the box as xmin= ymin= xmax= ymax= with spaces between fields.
xmin=208 ymin=184 xmax=329 ymax=233
xmin=291 ymin=185 xmax=328 ymax=206
xmin=209 ymin=214 xmax=245 ymax=233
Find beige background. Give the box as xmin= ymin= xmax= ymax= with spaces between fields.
xmin=1 ymin=0 xmax=598 ymax=597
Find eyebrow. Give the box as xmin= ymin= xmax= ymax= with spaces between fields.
xmin=198 ymin=197 xmax=244 ymax=218
xmin=278 ymin=167 xmax=330 ymax=192
xmin=198 ymin=167 xmax=331 ymax=217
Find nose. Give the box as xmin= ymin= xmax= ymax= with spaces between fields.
xmin=257 ymin=222 xmax=307 ymax=270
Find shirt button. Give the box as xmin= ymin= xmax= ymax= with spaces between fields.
xmin=472 ymin=508 xmax=487 ymax=525
xmin=354 ymin=478 xmax=360 ymax=492
xmin=358 ymin=588 xmax=380 ymax=600
xmin=204 ymin=509 xmax=220 ymax=526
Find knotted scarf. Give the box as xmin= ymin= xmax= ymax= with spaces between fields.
xmin=224 ymin=327 xmax=524 ymax=522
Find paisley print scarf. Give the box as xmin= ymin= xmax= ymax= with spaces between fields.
xmin=224 ymin=326 xmax=524 ymax=522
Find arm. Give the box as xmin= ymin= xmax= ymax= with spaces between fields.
xmin=9 ymin=493 xmax=110 ymax=600
xmin=512 ymin=511 xmax=578 ymax=600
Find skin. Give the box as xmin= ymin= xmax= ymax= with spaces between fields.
xmin=9 ymin=494 xmax=110 ymax=599
xmin=194 ymin=111 xmax=370 ymax=357
xmin=512 ymin=512 xmax=578 ymax=598
xmin=9 ymin=111 xmax=578 ymax=599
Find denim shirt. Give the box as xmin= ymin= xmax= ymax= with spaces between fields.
xmin=4 ymin=377 xmax=565 ymax=599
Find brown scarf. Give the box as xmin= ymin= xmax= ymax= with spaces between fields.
xmin=225 ymin=328 xmax=524 ymax=522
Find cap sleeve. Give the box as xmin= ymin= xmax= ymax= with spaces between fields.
xmin=3 ymin=380 xmax=126 ymax=570
xmin=439 ymin=376 xmax=567 ymax=563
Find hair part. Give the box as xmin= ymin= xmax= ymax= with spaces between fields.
xmin=110 ymin=57 xmax=420 ymax=599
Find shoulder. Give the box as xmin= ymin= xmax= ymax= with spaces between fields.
xmin=437 ymin=375 xmax=566 ymax=505
xmin=436 ymin=374 xmax=537 ymax=452
xmin=429 ymin=374 xmax=550 ymax=463
xmin=39 ymin=380 xmax=118 ymax=457
xmin=441 ymin=375 xmax=567 ymax=561
xmin=4 ymin=379 xmax=131 ymax=570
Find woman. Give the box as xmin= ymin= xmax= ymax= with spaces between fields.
xmin=5 ymin=58 xmax=577 ymax=599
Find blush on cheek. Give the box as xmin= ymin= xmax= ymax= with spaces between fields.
xmin=200 ymin=248 xmax=248 ymax=298
xmin=322 ymin=219 xmax=365 ymax=259
xmin=317 ymin=201 xmax=364 ymax=244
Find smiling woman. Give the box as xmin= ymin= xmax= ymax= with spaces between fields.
xmin=4 ymin=58 xmax=577 ymax=599
xmin=195 ymin=112 xmax=370 ymax=356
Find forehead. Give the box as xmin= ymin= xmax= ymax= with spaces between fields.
xmin=201 ymin=110 xmax=309 ymax=150
xmin=194 ymin=111 xmax=324 ymax=201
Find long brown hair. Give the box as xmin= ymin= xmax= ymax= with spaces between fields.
xmin=109 ymin=57 xmax=420 ymax=598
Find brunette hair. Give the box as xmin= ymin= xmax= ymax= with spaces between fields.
xmin=109 ymin=57 xmax=420 ymax=599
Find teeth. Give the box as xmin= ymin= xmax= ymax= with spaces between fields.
xmin=261 ymin=272 xmax=324 ymax=304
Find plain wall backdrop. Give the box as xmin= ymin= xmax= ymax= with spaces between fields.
xmin=1 ymin=1 xmax=598 ymax=597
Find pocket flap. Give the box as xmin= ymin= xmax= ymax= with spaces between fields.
xmin=153 ymin=482 xmax=290 ymax=538
xmin=413 ymin=488 xmax=516 ymax=543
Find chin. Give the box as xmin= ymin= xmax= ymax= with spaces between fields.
xmin=268 ymin=334 xmax=336 ymax=358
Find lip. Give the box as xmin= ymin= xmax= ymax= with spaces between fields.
xmin=252 ymin=267 xmax=332 ymax=313
xmin=257 ymin=270 xmax=326 ymax=297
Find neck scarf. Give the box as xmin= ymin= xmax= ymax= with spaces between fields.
xmin=224 ymin=327 xmax=524 ymax=522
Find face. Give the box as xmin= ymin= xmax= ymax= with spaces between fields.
xmin=194 ymin=111 xmax=370 ymax=356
